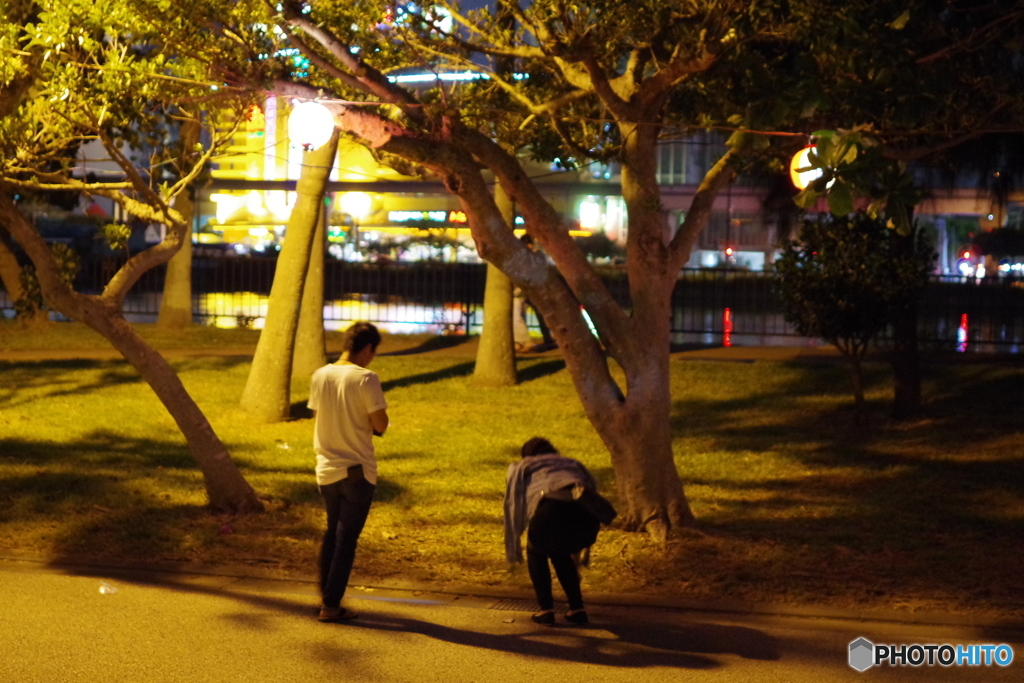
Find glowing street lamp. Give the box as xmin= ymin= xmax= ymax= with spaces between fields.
xmin=288 ymin=101 xmax=335 ymax=151
xmin=789 ymin=145 xmax=823 ymax=190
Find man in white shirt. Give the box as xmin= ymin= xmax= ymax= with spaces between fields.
xmin=307 ymin=322 xmax=388 ymax=622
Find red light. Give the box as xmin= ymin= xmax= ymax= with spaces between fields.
xmin=963 ymin=251 xmax=971 ymax=259
xmin=725 ymin=247 xmax=734 ymax=257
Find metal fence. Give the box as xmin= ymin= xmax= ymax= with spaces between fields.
xmin=4 ymin=256 xmax=1024 ymax=351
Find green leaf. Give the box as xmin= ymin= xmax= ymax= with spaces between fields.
xmin=794 ymin=187 xmax=820 ymax=209
xmin=811 ymin=130 xmax=836 ymax=139
xmin=889 ymin=10 xmax=910 ymax=30
xmin=840 ymin=142 xmax=858 ymax=165
xmin=828 ymin=181 xmax=854 ymax=216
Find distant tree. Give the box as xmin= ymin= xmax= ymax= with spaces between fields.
xmin=156 ymin=117 xmax=202 ymax=330
xmin=774 ymin=213 xmax=934 ymax=412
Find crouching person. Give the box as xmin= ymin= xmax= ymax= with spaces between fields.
xmin=504 ymin=437 xmax=604 ymax=625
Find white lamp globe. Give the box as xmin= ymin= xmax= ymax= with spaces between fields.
xmin=288 ymin=101 xmax=335 ymax=151
xmin=789 ymin=145 xmax=822 ymax=190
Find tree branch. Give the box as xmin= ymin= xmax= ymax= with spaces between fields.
xmin=668 ymin=148 xmax=737 ymax=271
xmin=456 ymin=127 xmax=632 ymax=346
xmin=271 ymin=4 xmax=426 ymax=125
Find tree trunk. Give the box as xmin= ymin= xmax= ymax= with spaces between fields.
xmin=473 ymin=185 xmax=517 ymax=386
xmin=890 ymin=300 xmax=921 ymax=419
xmin=239 ymin=132 xmax=339 ymax=422
xmin=595 ymin=348 xmax=695 ymax=541
xmin=850 ymin=352 xmax=865 ymax=410
xmin=156 ymin=119 xmax=201 ymax=330
xmin=0 ymin=223 xmax=25 ymax=305
xmin=293 ymin=202 xmax=328 ymax=378
xmin=889 ymin=219 xmax=922 ymax=420
xmin=85 ymin=303 xmax=263 ymax=512
xmin=0 ymin=192 xmax=262 ymax=513
xmin=474 ymin=262 xmax=517 ymax=386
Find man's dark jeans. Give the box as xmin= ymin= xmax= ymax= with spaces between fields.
xmin=319 ymin=468 xmax=375 ymax=609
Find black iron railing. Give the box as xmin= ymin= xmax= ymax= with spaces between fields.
xmin=3 ymin=256 xmax=1023 ymax=351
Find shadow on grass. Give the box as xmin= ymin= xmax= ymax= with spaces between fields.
xmin=671 ymin=359 xmax=1024 ymax=461
xmin=289 ymin=401 xmax=314 ymax=420
xmin=381 ymin=361 xmax=475 ymax=391
xmin=0 ymin=470 xmax=113 ymax=521
xmin=517 ymin=358 xmax=566 ymax=383
xmin=0 ymin=431 xmax=195 ymax=469
xmin=666 ymin=359 xmax=1024 ymax=612
xmin=0 ymin=360 xmax=141 ymax=409
xmin=378 ymin=335 xmax=475 ymax=357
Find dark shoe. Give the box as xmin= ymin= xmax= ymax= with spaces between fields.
xmin=319 ymin=606 xmax=358 ymax=623
xmin=564 ymin=609 xmax=589 ymax=625
xmin=531 ymin=610 xmax=555 ymax=625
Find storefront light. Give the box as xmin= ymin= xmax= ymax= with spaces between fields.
xmin=579 ymin=197 xmax=601 ymax=230
xmin=340 ymin=192 xmax=374 ymax=220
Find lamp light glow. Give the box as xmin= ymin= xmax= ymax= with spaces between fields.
xmin=340 ymin=192 xmax=374 ymax=220
xmin=288 ymin=101 xmax=335 ymax=151
xmin=789 ymin=145 xmax=822 ymax=190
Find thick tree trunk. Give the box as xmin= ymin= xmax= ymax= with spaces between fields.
xmin=474 ymin=185 xmax=517 ymax=386
xmin=156 ymin=119 xmax=201 ymax=330
xmin=0 ymin=192 xmax=262 ymax=513
xmin=0 ymin=224 xmax=25 ymax=305
xmin=240 ymin=132 xmax=338 ymax=422
xmin=293 ymin=203 xmax=327 ymax=378
xmin=597 ymin=360 xmax=695 ymax=541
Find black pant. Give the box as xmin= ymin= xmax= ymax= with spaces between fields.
xmin=319 ymin=470 xmax=375 ymax=609
xmin=524 ymin=298 xmax=553 ymax=344
xmin=526 ymin=498 xmax=599 ymax=611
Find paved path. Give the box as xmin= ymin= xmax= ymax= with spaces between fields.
xmin=2 ymin=561 xmax=1020 ymax=683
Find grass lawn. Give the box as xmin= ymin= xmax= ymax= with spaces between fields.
xmin=2 ymin=322 xmax=1023 ymax=617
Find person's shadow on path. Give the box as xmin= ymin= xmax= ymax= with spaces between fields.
xmin=95 ymin=570 xmax=778 ymax=671
xmin=344 ymin=610 xmax=778 ymax=669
